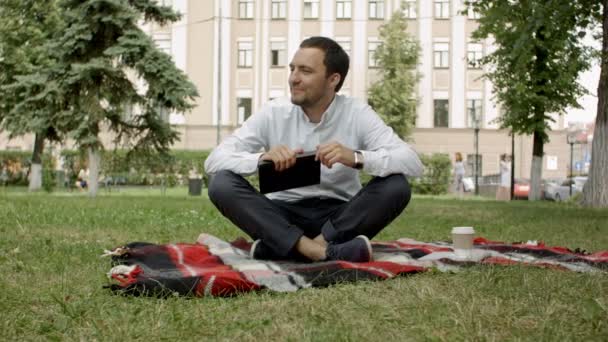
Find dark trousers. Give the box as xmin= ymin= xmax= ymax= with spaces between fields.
xmin=208 ymin=170 xmax=411 ymax=257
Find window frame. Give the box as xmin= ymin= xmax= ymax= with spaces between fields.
xmin=368 ymin=40 xmax=381 ymax=68
xmin=368 ymin=0 xmax=385 ymax=20
xmin=336 ymin=39 xmax=352 ymax=57
xmin=270 ymin=41 xmax=286 ymax=67
xmin=237 ymin=97 xmax=252 ymax=124
xmin=153 ymin=33 xmax=171 ymax=56
xmin=303 ymin=0 xmax=320 ymax=19
xmin=239 ymin=0 xmax=254 ymax=19
xmin=271 ymin=0 xmax=287 ymax=19
xmin=336 ymin=0 xmax=352 ymax=19
xmin=237 ymin=41 xmax=253 ymax=68
xmin=467 ymin=43 xmax=483 ymax=68
xmin=434 ymin=0 xmax=450 ymax=19
xmin=433 ymin=99 xmax=449 ymax=128
xmin=433 ymin=42 xmax=450 ymax=68
xmin=403 ymin=0 xmax=417 ymax=19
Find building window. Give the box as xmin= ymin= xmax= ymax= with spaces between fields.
xmin=467 ymin=0 xmax=481 ymax=19
xmin=237 ymin=97 xmax=252 ymax=124
xmin=271 ymin=0 xmax=286 ymax=19
xmin=337 ymin=39 xmax=351 ymax=57
xmin=336 ymin=0 xmax=352 ymax=19
xmin=368 ymin=41 xmax=380 ymax=67
xmin=467 ymin=99 xmax=483 ymax=128
xmin=369 ymin=0 xmax=384 ymax=19
xmin=433 ymin=42 xmax=449 ymax=68
xmin=239 ymin=0 xmax=254 ymax=19
xmin=270 ymin=41 xmax=286 ymax=67
xmin=434 ymin=0 xmax=450 ymax=19
xmin=238 ymin=41 xmax=253 ymax=67
xmin=434 ymin=99 xmax=449 ymax=127
xmin=467 ymin=43 xmax=483 ymax=68
xmin=466 ymin=153 xmax=482 ymax=176
xmin=403 ymin=0 xmax=417 ymax=19
xmin=153 ymin=33 xmax=171 ymax=55
xmin=303 ymin=0 xmax=319 ymax=19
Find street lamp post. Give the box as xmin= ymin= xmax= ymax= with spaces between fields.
xmin=567 ymin=133 xmax=576 ymax=197
xmin=472 ymin=108 xmax=480 ymax=196
xmin=510 ymin=130 xmax=515 ymax=200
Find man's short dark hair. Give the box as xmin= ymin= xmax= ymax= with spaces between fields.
xmin=300 ymin=36 xmax=350 ymax=92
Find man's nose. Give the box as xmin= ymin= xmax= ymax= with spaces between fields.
xmin=289 ymin=71 xmax=299 ymax=84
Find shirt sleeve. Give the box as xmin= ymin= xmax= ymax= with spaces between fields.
xmin=204 ymin=107 xmax=269 ymax=176
xmin=356 ymin=105 xmax=424 ymax=177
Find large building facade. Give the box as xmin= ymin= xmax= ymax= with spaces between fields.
xmin=1 ymin=0 xmax=579 ymax=179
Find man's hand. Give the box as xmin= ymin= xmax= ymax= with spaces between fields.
xmin=260 ymin=146 xmax=304 ymax=171
xmin=315 ymin=141 xmax=356 ymax=169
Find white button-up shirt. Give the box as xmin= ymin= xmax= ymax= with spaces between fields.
xmin=204 ymin=95 xmax=423 ymax=202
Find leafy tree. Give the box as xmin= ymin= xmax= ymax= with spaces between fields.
xmin=11 ymin=0 xmax=198 ymax=196
xmin=367 ymin=6 xmax=420 ymax=139
xmin=467 ymin=0 xmax=597 ymax=200
xmin=582 ymin=0 xmax=608 ymax=208
xmin=0 ymin=0 xmax=63 ymax=191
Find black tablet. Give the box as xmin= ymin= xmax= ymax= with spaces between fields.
xmin=258 ymin=151 xmax=321 ymax=194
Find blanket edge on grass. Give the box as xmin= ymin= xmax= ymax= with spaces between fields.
xmin=104 ymin=234 xmax=608 ymax=297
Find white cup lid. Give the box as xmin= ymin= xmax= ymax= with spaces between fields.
xmin=452 ymin=226 xmax=475 ymax=234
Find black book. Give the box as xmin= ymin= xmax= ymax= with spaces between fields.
xmin=258 ymin=151 xmax=321 ymax=194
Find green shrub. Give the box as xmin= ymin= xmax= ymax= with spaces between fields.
xmin=358 ymin=154 xmax=450 ymax=195
xmin=410 ymin=153 xmax=451 ymax=195
xmin=59 ymin=149 xmax=211 ymax=187
xmin=0 ymin=150 xmax=57 ymax=190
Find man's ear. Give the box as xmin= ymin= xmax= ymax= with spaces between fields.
xmin=328 ymin=73 xmax=341 ymax=90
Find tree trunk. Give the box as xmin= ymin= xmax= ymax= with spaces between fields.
xmin=529 ymin=131 xmax=544 ymax=201
xmin=88 ymin=147 xmax=100 ymax=197
xmin=28 ymin=133 xmax=44 ymax=191
xmin=528 ymin=25 xmax=547 ymax=202
xmin=581 ymin=0 xmax=608 ymax=208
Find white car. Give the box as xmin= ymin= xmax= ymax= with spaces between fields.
xmin=543 ymin=177 xmax=587 ymax=201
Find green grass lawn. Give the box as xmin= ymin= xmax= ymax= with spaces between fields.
xmin=1 ymin=189 xmax=607 ymax=341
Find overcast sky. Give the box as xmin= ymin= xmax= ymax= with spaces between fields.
xmin=565 ymin=33 xmax=601 ymax=125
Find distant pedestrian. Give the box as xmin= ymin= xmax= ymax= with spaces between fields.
xmin=453 ymin=152 xmax=465 ymax=198
xmin=75 ymin=162 xmax=89 ymax=191
xmin=496 ymin=154 xmax=511 ymax=201
xmin=0 ymin=162 xmax=8 ymax=186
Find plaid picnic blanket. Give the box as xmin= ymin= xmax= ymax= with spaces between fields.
xmin=104 ymin=234 xmax=608 ymax=297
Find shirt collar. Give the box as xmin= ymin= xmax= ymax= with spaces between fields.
xmin=298 ymin=94 xmax=339 ymax=127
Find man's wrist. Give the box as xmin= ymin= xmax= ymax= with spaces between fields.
xmin=353 ymin=150 xmax=364 ymax=170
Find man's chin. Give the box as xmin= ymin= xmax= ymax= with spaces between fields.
xmin=290 ymin=96 xmax=304 ymax=106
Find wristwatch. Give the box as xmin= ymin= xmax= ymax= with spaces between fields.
xmin=353 ymin=150 xmax=364 ymax=170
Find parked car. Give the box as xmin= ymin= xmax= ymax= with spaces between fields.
xmin=543 ymin=176 xmax=588 ymax=202
xmin=513 ymin=179 xmax=530 ymax=199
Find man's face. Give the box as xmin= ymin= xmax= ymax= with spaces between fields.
xmin=288 ymin=47 xmax=338 ymax=108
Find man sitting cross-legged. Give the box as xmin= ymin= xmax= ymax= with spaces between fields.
xmin=204 ymin=36 xmax=423 ymax=263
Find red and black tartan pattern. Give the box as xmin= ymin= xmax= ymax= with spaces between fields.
xmin=106 ymin=234 xmax=608 ymax=297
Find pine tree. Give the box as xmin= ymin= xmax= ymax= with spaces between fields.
xmin=9 ymin=0 xmax=198 ymax=196
xmin=0 ymin=0 xmax=63 ymax=191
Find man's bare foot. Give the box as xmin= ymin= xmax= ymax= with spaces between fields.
xmin=295 ymin=236 xmax=327 ymax=261
xmin=312 ymin=234 xmax=328 ymax=248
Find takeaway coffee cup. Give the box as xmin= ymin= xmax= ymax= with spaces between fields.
xmin=452 ymin=227 xmax=475 ymax=258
